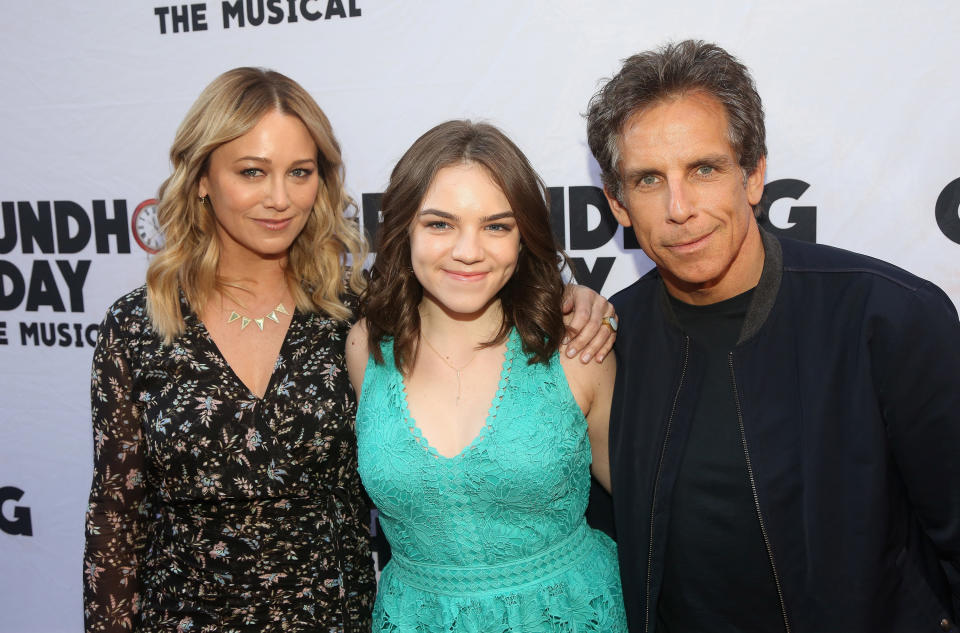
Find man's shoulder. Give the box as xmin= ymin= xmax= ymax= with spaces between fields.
xmin=776 ymin=236 xmax=957 ymax=321
xmin=610 ymin=267 xmax=661 ymax=312
xmin=778 ymin=236 xmax=936 ymax=295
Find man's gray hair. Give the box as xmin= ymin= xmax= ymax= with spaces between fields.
xmin=586 ymin=40 xmax=766 ymax=212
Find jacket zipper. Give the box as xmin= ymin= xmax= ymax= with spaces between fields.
xmin=645 ymin=335 xmax=689 ymax=633
xmin=728 ymin=352 xmax=792 ymax=633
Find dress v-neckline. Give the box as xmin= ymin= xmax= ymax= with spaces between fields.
xmin=398 ymin=329 xmax=517 ymax=461
xmin=193 ymin=306 xmax=298 ymax=401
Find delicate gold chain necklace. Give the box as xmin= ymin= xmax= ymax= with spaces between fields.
xmin=419 ymin=333 xmax=479 ymax=405
xmin=227 ymin=303 xmax=290 ymax=331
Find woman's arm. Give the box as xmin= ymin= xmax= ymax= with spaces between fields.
xmin=585 ymin=352 xmax=616 ymax=493
xmin=560 ymin=349 xmax=617 ymax=493
xmin=83 ymin=309 xmax=149 ymax=633
xmin=346 ymin=319 xmax=370 ymax=398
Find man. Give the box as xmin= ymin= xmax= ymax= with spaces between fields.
xmin=586 ymin=40 xmax=960 ymax=633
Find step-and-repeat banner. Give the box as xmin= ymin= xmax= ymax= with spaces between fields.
xmin=1 ymin=2 xmax=958 ymax=631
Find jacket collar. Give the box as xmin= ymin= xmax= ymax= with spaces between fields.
xmin=739 ymin=228 xmax=782 ymax=343
xmin=656 ymin=226 xmax=783 ymax=345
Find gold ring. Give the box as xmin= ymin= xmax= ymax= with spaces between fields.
xmin=602 ymin=315 xmax=618 ymax=333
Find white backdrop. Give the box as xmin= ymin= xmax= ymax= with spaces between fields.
xmin=1 ymin=2 xmax=958 ymax=631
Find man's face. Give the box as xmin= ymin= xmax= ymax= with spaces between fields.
xmin=605 ymin=92 xmax=766 ymax=305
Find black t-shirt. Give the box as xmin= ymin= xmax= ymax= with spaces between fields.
xmin=656 ymin=288 xmax=782 ymax=633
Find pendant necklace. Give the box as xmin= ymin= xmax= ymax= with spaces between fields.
xmin=227 ymin=303 xmax=290 ymax=331
xmin=420 ymin=333 xmax=479 ymax=405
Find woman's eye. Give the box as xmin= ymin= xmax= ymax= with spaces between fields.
xmin=241 ymin=168 xmax=262 ymax=178
xmin=291 ymin=168 xmax=314 ymax=178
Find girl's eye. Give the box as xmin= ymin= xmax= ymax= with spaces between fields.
xmin=486 ymin=223 xmax=513 ymax=232
xmin=426 ymin=221 xmax=450 ymax=230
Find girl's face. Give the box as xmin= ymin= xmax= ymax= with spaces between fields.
xmin=199 ymin=110 xmax=319 ymax=264
xmin=409 ymin=162 xmax=521 ymax=320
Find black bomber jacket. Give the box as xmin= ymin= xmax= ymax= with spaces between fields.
xmin=610 ymin=230 xmax=960 ymax=633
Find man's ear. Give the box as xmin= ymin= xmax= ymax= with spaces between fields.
xmin=746 ymin=155 xmax=766 ymax=207
xmin=603 ymin=186 xmax=633 ymax=228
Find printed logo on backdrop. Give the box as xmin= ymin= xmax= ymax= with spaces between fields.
xmin=0 ymin=198 xmax=156 ymax=348
xmin=153 ymin=0 xmax=361 ymax=34
xmin=936 ymin=177 xmax=960 ymax=245
xmin=361 ymin=179 xmax=820 ymax=293
xmin=0 ymin=486 xmax=32 ymax=537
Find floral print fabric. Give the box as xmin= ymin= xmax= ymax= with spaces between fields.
xmin=83 ymin=286 xmax=374 ymax=632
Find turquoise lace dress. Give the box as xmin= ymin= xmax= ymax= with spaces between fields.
xmin=356 ymin=329 xmax=627 ymax=632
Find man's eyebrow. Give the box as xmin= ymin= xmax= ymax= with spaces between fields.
xmin=622 ymin=167 xmax=659 ymax=184
xmin=687 ymin=153 xmax=736 ymax=169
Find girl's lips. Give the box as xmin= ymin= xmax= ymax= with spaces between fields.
xmin=444 ymin=270 xmax=488 ymax=282
xmin=253 ymin=218 xmax=293 ymax=231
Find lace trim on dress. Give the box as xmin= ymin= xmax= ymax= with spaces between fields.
xmin=392 ymin=330 xmax=518 ymax=461
xmin=375 ymin=532 xmax=624 ymax=632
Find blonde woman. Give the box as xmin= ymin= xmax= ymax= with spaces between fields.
xmin=83 ymin=70 xmax=615 ymax=632
xmin=82 ymin=68 xmax=375 ymax=632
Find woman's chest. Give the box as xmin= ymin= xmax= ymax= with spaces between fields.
xmin=133 ymin=319 xmax=358 ymax=497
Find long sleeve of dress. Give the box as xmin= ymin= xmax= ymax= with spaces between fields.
xmin=83 ymin=308 xmax=151 ymax=632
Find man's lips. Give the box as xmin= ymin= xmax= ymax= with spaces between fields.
xmin=665 ymin=231 xmax=712 ymax=252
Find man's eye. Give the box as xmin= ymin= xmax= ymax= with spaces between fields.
xmin=639 ymin=175 xmax=658 ymax=186
xmin=696 ymin=165 xmax=715 ymax=176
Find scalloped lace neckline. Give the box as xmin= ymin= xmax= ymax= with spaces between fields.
xmin=397 ymin=329 xmax=518 ymax=461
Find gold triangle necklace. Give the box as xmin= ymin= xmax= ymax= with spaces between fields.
xmin=227 ymin=303 xmax=290 ymax=331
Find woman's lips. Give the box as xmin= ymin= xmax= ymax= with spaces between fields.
xmin=253 ymin=218 xmax=293 ymax=231
xmin=444 ymin=270 xmax=488 ymax=282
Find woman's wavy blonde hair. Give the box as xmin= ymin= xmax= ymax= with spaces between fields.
xmin=146 ymin=67 xmax=367 ymax=343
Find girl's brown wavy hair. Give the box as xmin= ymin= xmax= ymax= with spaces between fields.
xmin=361 ymin=120 xmax=569 ymax=371
xmin=146 ymin=67 xmax=366 ymax=343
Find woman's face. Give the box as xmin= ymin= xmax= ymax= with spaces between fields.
xmin=409 ymin=162 xmax=521 ymax=320
xmin=199 ymin=110 xmax=319 ymax=264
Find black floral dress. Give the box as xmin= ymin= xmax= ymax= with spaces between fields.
xmin=83 ymin=286 xmax=375 ymax=633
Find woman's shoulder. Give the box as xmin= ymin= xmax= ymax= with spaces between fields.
xmin=347 ymin=319 xmax=398 ymax=363
xmin=346 ymin=317 xmax=369 ymax=352
xmin=346 ymin=318 xmax=400 ymax=398
xmin=103 ymin=285 xmax=149 ymax=320
xmin=555 ymin=341 xmax=615 ymax=412
xmin=98 ymin=285 xmax=158 ymax=339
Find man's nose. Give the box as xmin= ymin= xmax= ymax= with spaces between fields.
xmin=666 ymin=179 xmax=695 ymax=223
